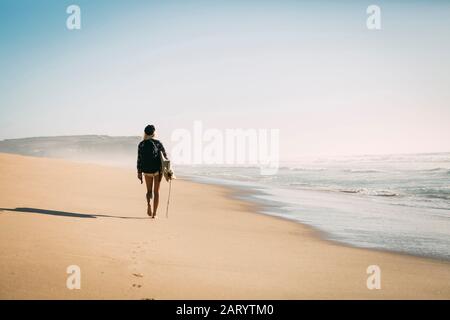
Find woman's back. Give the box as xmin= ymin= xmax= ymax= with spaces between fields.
xmin=137 ymin=138 xmax=167 ymax=174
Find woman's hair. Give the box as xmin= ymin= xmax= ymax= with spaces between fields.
xmin=143 ymin=125 xmax=155 ymax=140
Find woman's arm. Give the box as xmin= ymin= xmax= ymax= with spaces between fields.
xmin=137 ymin=142 xmax=143 ymax=183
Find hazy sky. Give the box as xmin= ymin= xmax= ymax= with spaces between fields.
xmin=0 ymin=0 xmax=449 ymax=158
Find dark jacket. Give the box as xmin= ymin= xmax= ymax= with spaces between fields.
xmin=137 ymin=138 xmax=168 ymax=174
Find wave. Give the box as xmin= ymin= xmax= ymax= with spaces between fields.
xmin=289 ymin=182 xmax=310 ymax=187
xmin=411 ymin=187 xmax=450 ymax=200
xmin=288 ymin=184 xmax=400 ymax=197
xmin=422 ymin=167 xmax=450 ymax=174
xmin=339 ymin=188 xmax=399 ymax=197
xmin=287 ymin=167 xmax=327 ymax=172
xmin=342 ymin=169 xmax=383 ymax=174
xmin=423 ymin=194 xmax=450 ymax=200
xmin=289 ymin=183 xmax=447 ymax=201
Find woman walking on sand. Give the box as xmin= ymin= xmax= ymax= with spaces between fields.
xmin=137 ymin=125 xmax=168 ymax=218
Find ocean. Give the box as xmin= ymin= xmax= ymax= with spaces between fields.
xmin=178 ymin=152 xmax=450 ymax=261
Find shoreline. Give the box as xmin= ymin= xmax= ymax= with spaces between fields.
xmin=0 ymin=153 xmax=449 ymax=299
xmin=186 ymin=175 xmax=450 ymax=264
xmin=184 ymin=174 xmax=450 ymax=262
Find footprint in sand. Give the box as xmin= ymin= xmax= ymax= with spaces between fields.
xmin=133 ymin=273 xmax=143 ymax=278
xmin=132 ymin=284 xmax=142 ymax=288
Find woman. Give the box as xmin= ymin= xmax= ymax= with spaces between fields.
xmin=137 ymin=125 xmax=168 ymax=218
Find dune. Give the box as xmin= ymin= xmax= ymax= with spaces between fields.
xmin=0 ymin=153 xmax=449 ymax=299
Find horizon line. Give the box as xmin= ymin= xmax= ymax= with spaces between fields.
xmin=0 ymin=134 xmax=449 ymax=159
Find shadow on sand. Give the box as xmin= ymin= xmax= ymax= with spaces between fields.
xmin=0 ymin=207 xmax=149 ymax=219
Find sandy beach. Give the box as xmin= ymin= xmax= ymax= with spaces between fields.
xmin=0 ymin=152 xmax=449 ymax=299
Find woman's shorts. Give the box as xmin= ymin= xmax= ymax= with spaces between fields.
xmin=143 ymin=172 xmax=159 ymax=177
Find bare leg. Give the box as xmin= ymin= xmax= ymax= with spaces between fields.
xmin=144 ymin=175 xmax=154 ymax=217
xmin=152 ymin=174 xmax=162 ymax=218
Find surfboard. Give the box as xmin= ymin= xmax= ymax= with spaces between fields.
xmin=160 ymin=151 xmax=175 ymax=182
xmin=160 ymin=151 xmax=175 ymax=218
